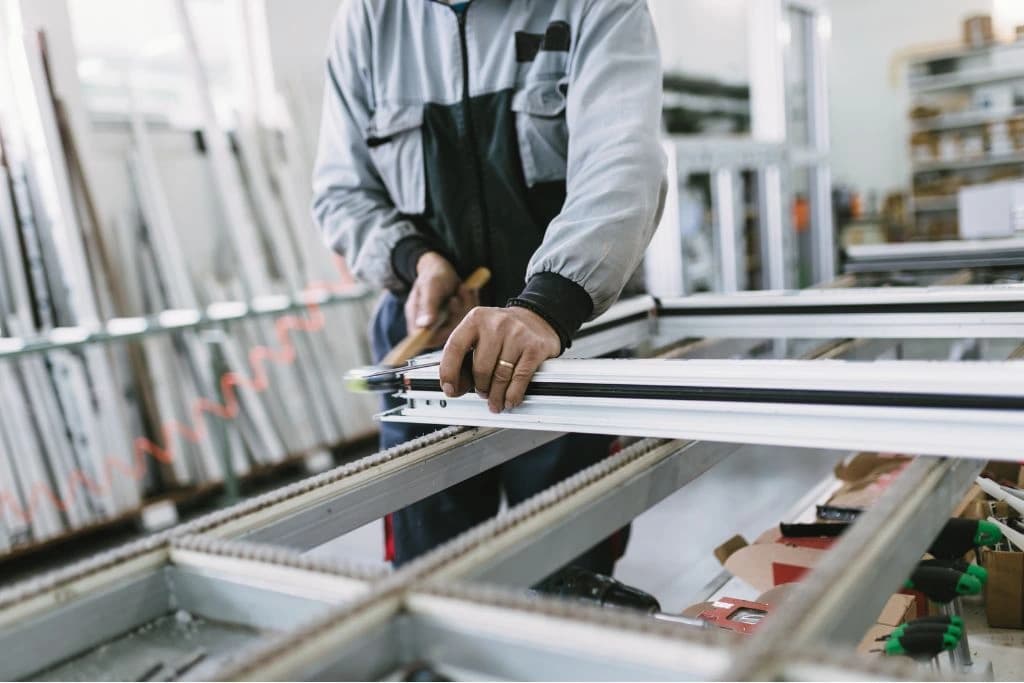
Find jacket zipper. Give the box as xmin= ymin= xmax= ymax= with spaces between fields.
xmin=455 ymin=7 xmax=491 ymax=292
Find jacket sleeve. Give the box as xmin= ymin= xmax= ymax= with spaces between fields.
xmin=510 ymin=0 xmax=667 ymax=348
xmin=311 ymin=0 xmax=431 ymax=292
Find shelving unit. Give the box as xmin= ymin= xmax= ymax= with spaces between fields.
xmin=907 ymin=41 xmax=1024 ymax=238
xmin=912 ymin=107 xmax=1024 ymax=133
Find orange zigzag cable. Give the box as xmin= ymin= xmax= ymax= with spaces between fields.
xmin=0 ymin=267 xmax=359 ymax=530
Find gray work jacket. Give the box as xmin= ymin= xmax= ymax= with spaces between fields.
xmin=312 ymin=0 xmax=666 ymax=347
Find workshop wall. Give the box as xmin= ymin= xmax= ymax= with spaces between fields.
xmin=828 ymin=0 xmax=995 ymax=205
xmin=648 ymin=0 xmax=749 ymax=86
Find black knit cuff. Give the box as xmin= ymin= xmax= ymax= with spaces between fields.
xmin=508 ymin=272 xmax=594 ymax=352
xmin=391 ymin=235 xmax=435 ymax=287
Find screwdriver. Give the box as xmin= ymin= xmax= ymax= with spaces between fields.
xmin=885 ymin=621 xmax=963 ymax=642
xmin=918 ymin=557 xmax=988 ymax=583
xmin=904 ymin=565 xmax=983 ymax=604
xmin=884 ymin=628 xmax=961 ymax=658
xmin=875 ymin=616 xmax=965 ymax=658
xmin=928 ymin=518 xmax=1002 ymax=559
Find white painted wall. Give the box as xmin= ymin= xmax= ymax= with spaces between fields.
xmin=648 ymin=0 xmax=749 ymax=84
xmin=32 ymin=0 xmax=1024 ymax=257
xmin=827 ymin=0 xmax=996 ymax=200
xmin=263 ymin=0 xmax=339 ymax=98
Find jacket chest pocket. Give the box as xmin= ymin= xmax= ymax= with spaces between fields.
xmin=365 ymin=104 xmax=425 ymax=214
xmin=512 ymin=79 xmax=569 ymax=187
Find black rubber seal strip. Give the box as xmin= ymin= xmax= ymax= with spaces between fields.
xmin=573 ymin=312 xmax=650 ymax=339
xmin=659 ymin=300 xmax=1023 ymax=316
xmin=406 ymin=380 xmax=1024 ymax=411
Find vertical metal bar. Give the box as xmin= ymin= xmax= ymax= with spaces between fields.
xmin=758 ymin=165 xmax=787 ymax=290
xmin=805 ymin=6 xmax=836 ymax=283
xmin=712 ymin=168 xmax=741 ymax=293
xmin=809 ymin=163 xmax=835 ymax=282
xmin=748 ymin=0 xmax=788 ymax=144
xmin=749 ymin=0 xmax=788 ymax=293
xmin=643 ymin=142 xmax=686 ymax=297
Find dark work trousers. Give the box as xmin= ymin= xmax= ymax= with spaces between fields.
xmin=372 ymin=292 xmax=629 ymax=573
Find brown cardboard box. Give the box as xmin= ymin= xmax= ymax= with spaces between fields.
xmin=982 ymin=547 xmax=1024 ymax=628
xmin=964 ymin=15 xmax=994 ymax=48
xmin=834 ymin=453 xmax=909 ymax=483
xmin=981 ymin=462 xmax=1024 ymax=487
xmin=856 ymin=594 xmax=917 ymax=655
xmin=955 ymin=484 xmax=987 ymax=520
xmin=828 ymin=454 xmax=910 ymax=510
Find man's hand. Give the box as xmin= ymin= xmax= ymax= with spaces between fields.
xmin=439 ymin=306 xmax=560 ymax=414
xmin=405 ymin=252 xmax=478 ymax=347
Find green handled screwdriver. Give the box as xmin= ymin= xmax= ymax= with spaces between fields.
xmin=887 ymin=622 xmax=962 ymax=641
xmin=904 ymin=565 xmax=982 ymax=603
xmin=918 ymin=558 xmax=988 ymax=584
xmin=884 ymin=629 xmax=961 ymax=658
xmin=928 ymin=518 xmax=1002 ymax=559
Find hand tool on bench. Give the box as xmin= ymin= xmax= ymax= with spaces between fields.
xmin=344 ymin=267 xmax=491 ymax=392
xmin=904 ymin=563 xmax=984 ymax=671
xmin=928 ymin=518 xmax=1001 ymax=559
xmin=918 ymin=557 xmax=988 ymax=583
xmin=882 ymin=618 xmax=963 ymax=642
xmin=880 ymin=620 xmax=963 ymax=659
xmin=904 ymin=565 xmax=983 ymax=603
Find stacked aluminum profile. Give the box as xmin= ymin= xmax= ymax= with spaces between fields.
xmin=0 ymin=3 xmax=377 ymax=556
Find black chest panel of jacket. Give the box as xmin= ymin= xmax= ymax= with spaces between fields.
xmin=413 ymin=89 xmax=567 ymax=307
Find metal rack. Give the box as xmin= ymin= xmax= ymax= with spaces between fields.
xmin=0 ymin=288 xmax=369 ymax=360
xmin=906 ymin=41 xmax=1024 ymax=233
xmin=646 ymin=0 xmax=836 ymax=297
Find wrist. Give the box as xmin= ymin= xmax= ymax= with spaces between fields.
xmin=508 ymin=273 xmax=594 ymax=353
xmin=392 ymin=236 xmax=434 ymax=287
xmin=416 ymin=251 xmax=450 ymax=277
xmin=507 ymin=299 xmax=566 ymax=355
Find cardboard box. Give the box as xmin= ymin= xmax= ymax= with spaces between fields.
xmin=964 ymin=15 xmax=994 ymax=48
xmin=856 ymin=593 xmax=917 ymax=655
xmin=827 ymin=454 xmax=911 ymax=510
xmin=982 ymin=546 xmax=1024 ymax=628
xmin=981 ymin=461 xmax=1024 ymax=487
xmin=958 ymin=180 xmax=1024 ymax=240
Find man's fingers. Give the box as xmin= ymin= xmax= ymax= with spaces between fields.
xmin=404 ymin=283 xmax=420 ymax=331
xmin=417 ymin=277 xmax=448 ymax=328
xmin=471 ymin=334 xmax=502 ymax=397
xmin=504 ymin=351 xmax=545 ymax=411
xmin=487 ymin=348 xmax=522 ymax=414
xmin=440 ymin=315 xmax=479 ymax=397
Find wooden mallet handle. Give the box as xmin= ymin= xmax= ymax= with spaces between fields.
xmin=381 ymin=267 xmax=491 ymax=366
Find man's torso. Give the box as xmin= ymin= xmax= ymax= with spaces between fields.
xmin=354 ymin=0 xmax=588 ymax=303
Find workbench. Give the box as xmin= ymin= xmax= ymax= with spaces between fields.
xmin=1 ymin=269 xmax=1022 ymax=680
